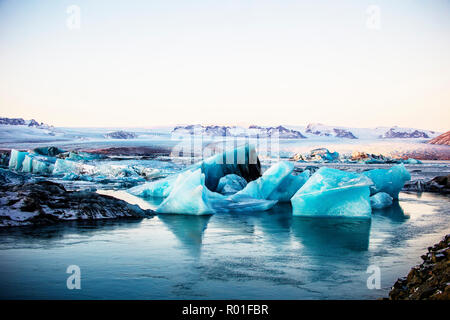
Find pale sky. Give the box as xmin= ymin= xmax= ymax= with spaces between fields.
xmin=0 ymin=0 xmax=449 ymax=131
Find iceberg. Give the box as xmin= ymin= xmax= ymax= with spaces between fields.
xmin=129 ymin=144 xmax=261 ymax=198
xmin=362 ymin=164 xmax=411 ymax=199
xmin=66 ymin=151 xmax=104 ymax=161
xmin=216 ymin=174 xmax=247 ymax=195
xmin=291 ymin=167 xmax=372 ymax=218
xmin=401 ymin=158 xmax=422 ymax=164
xmin=370 ymin=192 xmax=393 ymax=209
xmin=8 ymin=149 xmax=28 ymax=171
xmin=155 ymin=169 xmax=277 ymax=215
xmin=33 ymin=146 xmax=65 ymax=157
xmin=156 ymin=169 xmax=215 ymax=215
xmin=53 ymin=159 xmax=96 ymax=176
xmin=232 ymin=161 xmax=309 ymax=202
xmin=21 ymin=154 xmax=55 ymax=174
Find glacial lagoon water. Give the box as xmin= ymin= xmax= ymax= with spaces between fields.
xmin=0 ymin=192 xmax=449 ymax=299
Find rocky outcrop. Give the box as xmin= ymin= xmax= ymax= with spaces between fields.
xmin=428 ymin=131 xmax=450 ymax=146
xmin=333 ymin=128 xmax=357 ymax=139
xmin=389 ymin=235 xmax=450 ymax=300
xmin=104 ymin=130 xmax=137 ymax=139
xmin=403 ymin=175 xmax=450 ymax=194
xmin=0 ymin=150 xmax=10 ymax=167
xmin=0 ymin=169 xmax=153 ymax=227
xmin=0 ymin=117 xmax=49 ymax=128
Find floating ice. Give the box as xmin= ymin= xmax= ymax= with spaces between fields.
xmin=21 ymin=154 xmax=55 ymax=174
xmin=370 ymin=192 xmax=393 ymax=209
xmin=155 ymin=169 xmax=277 ymax=215
xmin=232 ymin=162 xmax=309 ymax=202
xmin=33 ymin=146 xmax=65 ymax=157
xmin=129 ymin=144 xmax=260 ymax=198
xmin=291 ymin=167 xmax=372 ymax=218
xmin=53 ymin=159 xmax=96 ymax=176
xmin=216 ymin=174 xmax=247 ymax=195
xmin=8 ymin=149 xmax=28 ymax=171
xmin=156 ymin=169 xmax=215 ymax=215
xmin=66 ymin=151 xmax=104 ymax=161
xmin=401 ymin=158 xmax=422 ymax=164
xmin=362 ymin=164 xmax=411 ymax=199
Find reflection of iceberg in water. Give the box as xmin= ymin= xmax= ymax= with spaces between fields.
xmin=290 ymin=217 xmax=371 ymax=251
xmin=157 ymin=215 xmax=211 ymax=256
xmin=372 ymin=201 xmax=409 ymax=222
xmin=255 ymin=203 xmax=293 ymax=244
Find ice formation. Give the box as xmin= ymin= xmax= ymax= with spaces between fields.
xmin=231 ymin=161 xmax=309 ymax=202
xmin=21 ymin=154 xmax=55 ymax=175
xmin=291 ymin=167 xmax=372 ymax=218
xmin=156 ymin=169 xmax=215 ymax=215
xmin=155 ymin=169 xmax=277 ymax=215
xmin=370 ymin=192 xmax=393 ymax=210
xmin=8 ymin=149 xmax=28 ymax=171
xmin=216 ymin=174 xmax=247 ymax=195
xmin=129 ymin=144 xmax=260 ymax=198
xmin=362 ymin=164 xmax=411 ymax=199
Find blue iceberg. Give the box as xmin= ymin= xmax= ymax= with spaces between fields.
xmin=370 ymin=192 xmax=393 ymax=209
xmin=8 ymin=149 xmax=28 ymax=171
xmin=291 ymin=167 xmax=372 ymax=218
xmin=362 ymin=164 xmax=411 ymax=199
xmin=216 ymin=174 xmax=247 ymax=195
xmin=155 ymin=169 xmax=277 ymax=215
xmin=21 ymin=154 xmax=55 ymax=174
xmin=156 ymin=169 xmax=215 ymax=215
xmin=232 ymin=161 xmax=309 ymax=202
xmin=129 ymin=144 xmax=260 ymax=198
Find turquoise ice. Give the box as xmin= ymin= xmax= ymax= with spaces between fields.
xmin=21 ymin=154 xmax=55 ymax=174
xmin=232 ymin=161 xmax=309 ymax=202
xmin=129 ymin=144 xmax=259 ymax=198
xmin=155 ymin=169 xmax=277 ymax=215
xmin=362 ymin=164 xmax=411 ymax=199
xmin=291 ymin=167 xmax=372 ymax=218
xmin=8 ymin=149 xmax=28 ymax=171
xmin=156 ymin=169 xmax=215 ymax=215
xmin=370 ymin=192 xmax=393 ymax=209
xmin=216 ymin=174 xmax=247 ymax=195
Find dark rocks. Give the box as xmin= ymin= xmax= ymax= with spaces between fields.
xmin=389 ymin=234 xmax=450 ymax=300
xmin=333 ymin=128 xmax=357 ymax=139
xmin=0 ymin=117 xmax=26 ymax=125
xmin=403 ymin=175 xmax=450 ymax=194
xmin=104 ymin=130 xmax=137 ymax=139
xmin=0 ymin=150 xmax=10 ymax=167
xmin=0 ymin=170 xmax=154 ymax=227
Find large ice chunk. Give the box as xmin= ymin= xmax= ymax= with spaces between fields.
xmin=155 ymin=169 xmax=277 ymax=215
xmin=362 ymin=164 xmax=411 ymax=199
xmin=8 ymin=149 xmax=28 ymax=171
xmin=232 ymin=161 xmax=309 ymax=202
xmin=370 ymin=192 xmax=393 ymax=209
xmin=21 ymin=154 xmax=55 ymax=174
xmin=216 ymin=174 xmax=247 ymax=195
xmin=291 ymin=167 xmax=372 ymax=218
xmin=156 ymin=169 xmax=215 ymax=215
xmin=129 ymin=144 xmax=261 ymax=198
xmin=53 ymin=159 xmax=96 ymax=175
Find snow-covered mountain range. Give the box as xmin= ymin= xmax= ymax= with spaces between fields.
xmin=171 ymin=123 xmax=441 ymax=140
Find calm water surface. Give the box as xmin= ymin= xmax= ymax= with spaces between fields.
xmin=0 ymin=192 xmax=449 ymax=299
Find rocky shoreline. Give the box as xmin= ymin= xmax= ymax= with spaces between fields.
xmin=388 ymin=234 xmax=450 ymax=300
xmin=0 ymin=169 xmax=154 ymax=227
